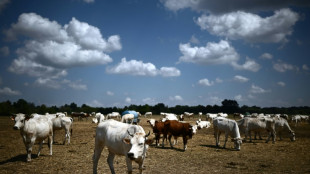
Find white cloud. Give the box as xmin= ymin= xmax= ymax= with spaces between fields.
xmin=215 ymin=78 xmax=223 ymax=83
xmin=302 ymin=64 xmax=309 ymax=71
xmin=250 ymin=84 xmax=270 ymax=94
xmin=179 ymin=40 xmax=239 ymax=65
xmin=277 ymin=81 xmax=286 ymax=87
xmin=231 ymin=57 xmax=261 ymax=72
xmin=260 ymin=53 xmax=273 ymax=59
xmin=273 ymin=61 xmax=299 ymax=72
xmin=0 ymin=87 xmax=21 ymax=95
xmin=142 ymin=97 xmax=156 ymax=105
xmin=107 ymin=91 xmax=114 ymax=96
xmin=198 ymin=78 xmax=214 ymax=86
xmin=34 ymin=78 xmax=87 ymax=90
xmin=196 ymin=8 xmax=299 ymax=43
xmin=63 ymin=79 xmax=87 ymax=90
xmin=0 ymin=46 xmax=9 ymax=56
xmin=107 ymin=58 xmax=180 ymax=77
xmin=125 ymin=97 xmax=132 ymax=103
xmin=159 ymin=67 xmax=181 ymax=77
xmin=169 ymin=95 xmax=183 ymax=101
xmin=161 ymin=0 xmax=309 ymax=14
xmin=233 ymin=75 xmax=249 ymax=82
xmin=6 ymin=13 xmax=120 ymax=87
xmin=87 ymin=100 xmax=103 ymax=107
xmin=83 ymin=0 xmax=95 ymax=3
xmin=234 ymin=94 xmax=243 ymax=101
xmin=190 ymin=35 xmax=200 ymax=44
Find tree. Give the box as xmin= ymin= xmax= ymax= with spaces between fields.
xmin=221 ymin=99 xmax=240 ymax=114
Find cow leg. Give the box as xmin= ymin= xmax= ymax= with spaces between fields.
xmin=183 ymin=136 xmax=188 ymax=151
xmin=168 ymin=135 xmax=174 ymax=148
xmin=48 ymin=133 xmax=53 ymax=155
xmin=248 ymin=131 xmax=252 ymax=142
xmin=125 ymin=156 xmax=133 ymax=174
xmin=63 ymin=127 xmax=70 ymax=145
xmin=162 ymin=134 xmax=166 ymax=148
xmin=223 ymin=133 xmax=228 ymax=149
xmin=93 ymin=141 xmax=104 ymax=174
xmin=25 ymin=137 xmax=35 ymax=162
xmin=53 ymin=130 xmax=56 ymax=144
xmin=107 ymin=152 xmax=117 ymax=174
xmin=37 ymin=140 xmax=43 ymax=157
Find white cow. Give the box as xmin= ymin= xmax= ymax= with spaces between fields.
xmin=161 ymin=114 xmax=178 ymax=122
xmin=107 ymin=112 xmax=121 ymax=120
xmin=93 ymin=119 xmax=153 ymax=174
xmin=237 ymin=117 xmax=276 ymax=143
xmin=46 ymin=113 xmax=73 ymax=145
xmin=213 ymin=118 xmax=242 ymax=151
xmin=196 ymin=119 xmax=211 ymax=129
xmin=198 ymin=112 xmax=203 ymax=119
xmin=121 ymin=114 xmax=135 ymax=124
xmin=217 ymin=113 xmax=228 ymax=118
xmin=11 ymin=113 xmax=53 ymax=162
xmin=206 ymin=113 xmax=218 ymax=121
xmin=144 ymin=112 xmax=152 ymax=117
xmin=275 ymin=117 xmax=295 ymax=141
xmin=94 ymin=113 xmax=105 ymax=124
xmin=184 ymin=112 xmax=194 ymax=119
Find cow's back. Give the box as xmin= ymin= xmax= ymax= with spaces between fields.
xmin=24 ymin=117 xmax=52 ymax=140
xmin=164 ymin=120 xmax=191 ymax=137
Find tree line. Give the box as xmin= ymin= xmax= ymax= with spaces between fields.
xmin=1 ymin=99 xmax=309 ymax=116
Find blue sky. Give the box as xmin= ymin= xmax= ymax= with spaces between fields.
xmin=0 ymin=0 xmax=309 ymax=107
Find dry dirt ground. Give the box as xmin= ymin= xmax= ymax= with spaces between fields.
xmin=0 ymin=116 xmax=310 ymax=174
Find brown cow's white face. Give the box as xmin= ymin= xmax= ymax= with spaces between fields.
xmin=12 ymin=113 xmax=26 ymax=130
xmin=123 ymin=132 xmax=153 ymax=161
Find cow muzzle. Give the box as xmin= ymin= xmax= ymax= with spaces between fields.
xmin=13 ymin=126 xmax=19 ymax=130
xmin=127 ymin=152 xmax=135 ymax=160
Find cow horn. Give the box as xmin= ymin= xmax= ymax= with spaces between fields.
xmin=127 ymin=129 xmax=134 ymax=137
xmin=145 ymin=131 xmax=151 ymax=138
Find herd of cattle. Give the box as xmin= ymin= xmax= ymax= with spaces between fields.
xmin=10 ymin=111 xmax=309 ymax=174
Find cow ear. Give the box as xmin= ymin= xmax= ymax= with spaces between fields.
xmin=145 ymin=138 xmax=154 ymax=145
xmin=10 ymin=116 xmax=15 ymax=121
xmin=123 ymin=138 xmax=131 ymax=144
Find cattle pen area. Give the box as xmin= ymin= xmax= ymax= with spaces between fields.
xmin=1 ymin=116 xmax=310 ymax=174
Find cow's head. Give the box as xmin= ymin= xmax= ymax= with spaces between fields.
xmin=11 ymin=113 xmax=31 ymax=130
xmin=289 ymin=130 xmax=296 ymax=141
xmin=231 ymin=138 xmax=242 ymax=151
xmin=123 ymin=127 xmax=153 ymax=161
xmin=191 ymin=125 xmax=198 ymax=134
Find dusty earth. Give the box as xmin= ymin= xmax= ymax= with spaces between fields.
xmin=0 ymin=115 xmax=310 ymax=174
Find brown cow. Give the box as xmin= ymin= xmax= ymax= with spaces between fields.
xmin=162 ymin=120 xmax=195 ymax=151
xmin=147 ymin=119 xmax=166 ymax=146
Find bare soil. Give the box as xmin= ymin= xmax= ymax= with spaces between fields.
xmin=1 ymin=116 xmax=310 ymax=174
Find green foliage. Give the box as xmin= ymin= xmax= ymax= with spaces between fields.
xmin=0 ymin=98 xmax=309 ymax=116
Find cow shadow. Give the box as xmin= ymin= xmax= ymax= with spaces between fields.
xmin=200 ymin=144 xmax=237 ymax=151
xmin=0 ymin=154 xmax=39 ymax=164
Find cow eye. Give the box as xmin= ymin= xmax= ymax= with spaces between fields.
xmin=138 ymin=143 xmax=143 ymax=146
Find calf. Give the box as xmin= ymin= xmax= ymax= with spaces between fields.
xmin=213 ymin=118 xmax=242 ymax=151
xmin=11 ymin=113 xmax=53 ymax=162
xmin=93 ymin=120 xmax=153 ymax=174
xmin=162 ymin=120 xmax=195 ymax=151
xmin=196 ymin=119 xmax=211 ymax=129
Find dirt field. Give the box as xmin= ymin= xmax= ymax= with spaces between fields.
xmin=1 ymin=116 xmax=310 ymax=174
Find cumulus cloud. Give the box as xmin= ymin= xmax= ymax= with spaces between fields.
xmin=34 ymin=78 xmax=87 ymax=90
xmin=234 ymin=94 xmax=243 ymax=101
xmin=107 ymin=91 xmax=114 ymax=96
xmin=195 ymin=8 xmax=299 ymax=43
xmin=179 ymin=40 xmax=239 ymax=65
xmin=250 ymin=84 xmax=270 ymax=94
xmin=125 ymin=97 xmax=132 ymax=103
xmin=198 ymin=78 xmax=214 ymax=86
xmin=87 ymin=100 xmax=103 ymax=107
xmin=233 ymin=75 xmax=249 ymax=82
xmin=273 ymin=61 xmax=299 ymax=72
xmin=302 ymin=64 xmax=309 ymax=71
xmin=231 ymin=57 xmax=261 ymax=72
xmin=260 ymin=53 xmax=273 ymax=59
xmin=0 ymin=46 xmax=9 ymax=56
xmin=161 ymin=0 xmax=309 ymax=14
xmin=107 ymin=58 xmax=180 ymax=77
xmin=142 ymin=97 xmax=156 ymax=105
xmin=169 ymin=95 xmax=183 ymax=101
xmin=6 ymin=13 xmax=120 ymax=88
xmin=277 ymin=81 xmax=286 ymax=87
xmin=0 ymin=87 xmax=21 ymax=95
